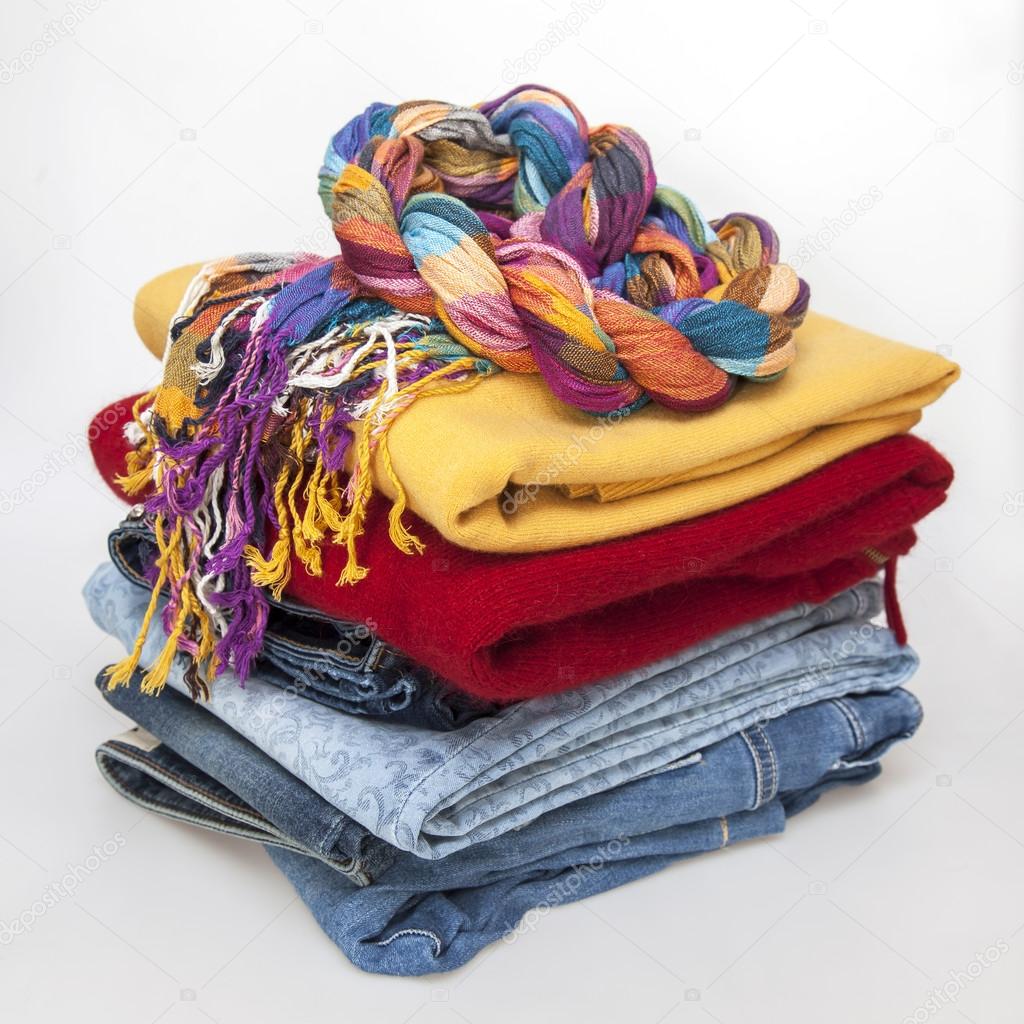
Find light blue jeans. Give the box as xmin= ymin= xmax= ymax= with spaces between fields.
xmin=86 ymin=563 xmax=917 ymax=858
xmin=94 ymin=672 xmax=921 ymax=975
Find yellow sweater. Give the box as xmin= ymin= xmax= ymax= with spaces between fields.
xmin=134 ymin=265 xmax=959 ymax=553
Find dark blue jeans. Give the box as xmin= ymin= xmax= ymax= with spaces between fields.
xmin=107 ymin=520 xmax=490 ymax=728
xmin=94 ymin=671 xmax=921 ymax=975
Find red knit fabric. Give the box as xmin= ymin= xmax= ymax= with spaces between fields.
xmin=90 ymin=396 xmax=952 ymax=703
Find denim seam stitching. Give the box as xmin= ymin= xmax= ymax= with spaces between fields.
xmin=442 ymin=662 xmax=851 ymax=824
xmin=374 ymin=927 xmax=443 ymax=958
xmin=104 ymin=768 xmax=335 ymax=863
xmin=104 ymin=742 xmax=256 ymax=817
xmin=434 ymin=605 xmax=868 ymax=827
xmin=738 ymin=729 xmax=766 ymax=809
xmin=751 ymin=724 xmax=778 ymax=803
xmin=432 ymin=669 xmax=885 ymax=833
xmin=99 ymin=744 xmax=370 ymax=879
xmin=96 ymin=751 xmax=298 ymax=846
xmin=831 ymin=697 xmax=866 ymax=750
xmin=438 ymin=701 xmax=765 ymax=828
xmin=900 ymin=687 xmax=924 ymax=727
xmin=764 ymin=725 xmax=779 ymax=802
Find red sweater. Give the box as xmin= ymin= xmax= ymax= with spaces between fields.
xmin=90 ymin=397 xmax=952 ymax=703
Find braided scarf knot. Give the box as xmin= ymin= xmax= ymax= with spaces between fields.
xmin=319 ymin=85 xmax=808 ymax=413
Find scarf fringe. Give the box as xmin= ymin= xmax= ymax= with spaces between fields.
xmin=111 ymin=294 xmax=485 ymax=696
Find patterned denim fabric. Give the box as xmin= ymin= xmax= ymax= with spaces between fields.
xmin=93 ymin=681 xmax=922 ymax=975
xmin=86 ymin=564 xmax=917 ymax=858
xmin=93 ymin=673 xmax=393 ymax=884
xmin=107 ymin=521 xmax=491 ymax=728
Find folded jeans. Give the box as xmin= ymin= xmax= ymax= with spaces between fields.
xmin=87 ymin=565 xmax=917 ymax=858
xmin=94 ymin=677 xmax=922 ymax=975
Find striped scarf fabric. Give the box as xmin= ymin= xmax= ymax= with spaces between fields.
xmin=112 ymin=84 xmax=809 ymax=697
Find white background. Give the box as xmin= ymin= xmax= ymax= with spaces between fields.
xmin=1 ymin=0 xmax=1022 ymax=1020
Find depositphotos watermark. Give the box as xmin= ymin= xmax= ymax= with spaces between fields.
xmin=502 ymin=404 xmax=632 ymax=515
xmin=752 ymin=621 xmax=879 ymax=725
xmin=1001 ymin=490 xmax=1024 ymax=516
xmin=1 ymin=1 xmax=108 ymax=85
xmin=0 ymin=833 xmax=127 ymax=945
xmin=786 ymin=186 xmax=883 ymax=271
xmin=503 ymin=834 xmax=630 ymax=943
xmin=901 ymin=940 xmax=1009 ymax=1023
xmin=0 ymin=400 xmax=125 ymax=516
xmin=501 ymin=0 xmax=606 ymax=84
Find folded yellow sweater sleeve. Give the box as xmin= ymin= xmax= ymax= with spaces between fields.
xmin=134 ymin=265 xmax=959 ymax=554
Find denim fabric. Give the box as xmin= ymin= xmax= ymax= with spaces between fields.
xmin=108 ymin=520 xmax=490 ymax=729
xmin=93 ymin=677 xmax=922 ymax=975
xmin=87 ymin=563 xmax=917 ymax=858
xmin=94 ymin=674 xmax=394 ymax=884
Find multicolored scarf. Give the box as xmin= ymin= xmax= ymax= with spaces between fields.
xmin=110 ymin=84 xmax=809 ymax=697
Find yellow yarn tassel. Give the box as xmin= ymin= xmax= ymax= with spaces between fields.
xmin=379 ymin=429 xmax=424 ymax=556
xmin=325 ymin=357 xmax=484 ymax=583
xmin=139 ymin=597 xmax=189 ymax=695
xmin=329 ymin=384 xmax=379 ymax=582
xmin=291 ymin=458 xmax=324 ymax=576
xmin=244 ymin=454 xmax=294 ymax=600
xmin=337 ymin=529 xmax=370 ymax=585
xmin=292 ymin=404 xmax=336 ymax=576
xmin=139 ymin=516 xmax=197 ymax=695
xmin=333 ymin=467 xmax=373 ymax=585
xmin=118 ymin=461 xmax=159 ymax=497
xmin=299 ymin=458 xmax=325 ymax=543
xmin=312 ymin=469 xmax=346 ymax=535
xmin=381 ymin=358 xmax=482 ymax=556
xmin=104 ymin=514 xmax=175 ymax=690
xmin=394 ymin=356 xmax=485 ymax=402
xmin=115 ymin=388 xmax=161 ymax=496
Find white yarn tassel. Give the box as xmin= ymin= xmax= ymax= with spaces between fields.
xmin=193 ymin=296 xmax=267 ymax=385
xmin=189 ymin=464 xmax=230 ymax=637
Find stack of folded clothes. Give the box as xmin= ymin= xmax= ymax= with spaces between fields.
xmin=83 ymin=87 xmax=958 ymax=976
